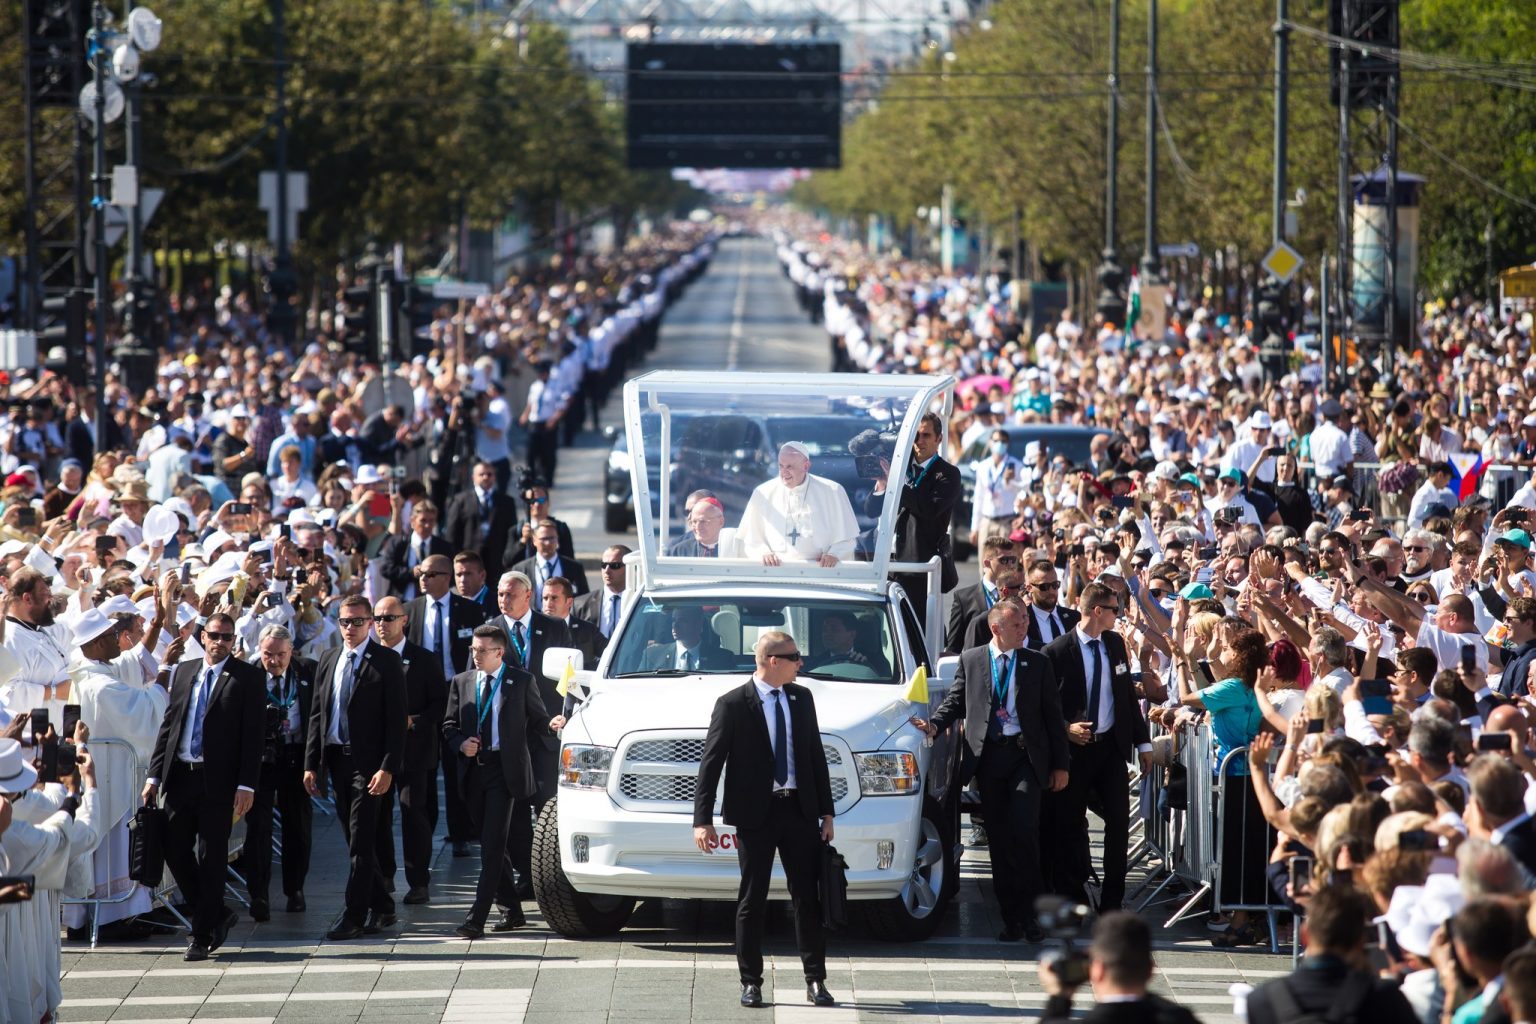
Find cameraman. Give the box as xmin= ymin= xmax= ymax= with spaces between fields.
xmin=1039 ymin=912 xmax=1200 ymax=1024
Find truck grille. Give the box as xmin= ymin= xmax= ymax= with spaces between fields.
xmin=615 ymin=733 xmax=855 ymax=812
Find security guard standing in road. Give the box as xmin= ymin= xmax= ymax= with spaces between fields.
xmin=694 ymin=631 xmax=837 ymax=1009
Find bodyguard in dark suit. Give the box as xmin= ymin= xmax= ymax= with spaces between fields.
xmin=303 ymin=598 xmax=408 ymax=940
xmin=693 ymin=631 xmax=837 ymax=1009
xmin=444 ymin=625 xmax=549 ymax=939
xmin=490 ymin=570 xmax=571 ymax=896
xmin=443 ymin=459 xmax=519 ymax=583
xmin=944 ymin=536 xmax=1019 ymax=654
xmin=1024 ymin=559 xmax=1081 ymax=650
xmin=373 ymin=595 xmax=448 ymax=905
xmin=868 ymin=412 xmax=960 ymax=632
xmin=913 ymin=600 xmax=1070 ymax=943
xmin=1041 ymin=583 xmax=1151 ymax=912
xmin=512 ymin=519 xmax=590 ymax=606
xmin=243 ymin=625 xmax=316 ymax=920
xmin=375 ymin=498 xmax=452 ymax=600
xmin=143 ymin=612 xmax=266 ymax=961
xmin=406 ymin=553 xmax=488 ymax=854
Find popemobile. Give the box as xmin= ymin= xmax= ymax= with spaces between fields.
xmin=529 ymin=371 xmax=966 ymax=941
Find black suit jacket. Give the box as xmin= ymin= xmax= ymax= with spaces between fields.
xmin=442 ymin=663 xmax=548 ymax=800
xmin=504 ymin=516 xmax=575 ymax=567
xmin=391 ymin=639 xmax=447 ymax=770
xmin=489 ymin=610 xmax=571 ymax=750
xmin=1246 ymin=958 xmax=1418 ymax=1024
xmin=444 ymin=489 xmax=519 ymax=580
xmin=945 ymin=582 xmax=988 ymax=654
xmin=928 ymin=643 xmax=1070 ymax=787
xmin=512 ymin=554 xmax=590 ymax=599
xmin=149 ymin=656 xmax=266 ymax=801
xmin=405 ymin=592 xmax=490 ymax=677
xmin=693 ymin=680 xmax=835 ymax=829
xmin=305 ymin=641 xmax=408 ymax=785
xmin=375 ymin=532 xmax=454 ymax=597
xmin=1042 ymin=628 xmax=1150 ymax=763
xmin=1025 ymin=603 xmax=1081 ymax=651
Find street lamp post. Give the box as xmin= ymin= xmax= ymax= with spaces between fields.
xmin=1094 ymin=0 xmax=1127 ymax=330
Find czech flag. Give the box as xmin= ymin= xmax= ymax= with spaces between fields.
xmin=1448 ymin=451 xmax=1488 ymax=502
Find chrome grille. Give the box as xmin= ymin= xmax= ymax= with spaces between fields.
xmin=628 ymin=738 xmax=706 ymax=762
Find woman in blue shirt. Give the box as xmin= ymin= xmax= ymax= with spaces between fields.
xmin=1180 ymin=623 xmax=1273 ymax=947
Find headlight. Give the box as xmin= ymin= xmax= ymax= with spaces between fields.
xmin=608 ymin=448 xmax=633 ymax=475
xmin=560 ymin=744 xmax=615 ymax=789
xmin=854 ymin=751 xmax=920 ymax=795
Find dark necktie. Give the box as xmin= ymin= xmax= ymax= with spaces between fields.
xmin=771 ymin=690 xmax=788 ymax=786
xmin=339 ymin=652 xmax=357 ymax=744
xmin=1087 ymin=638 xmax=1104 ymax=733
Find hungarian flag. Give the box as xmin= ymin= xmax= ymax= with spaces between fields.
xmin=1448 ymin=451 xmax=1488 ymax=502
xmin=1126 ymin=271 xmax=1141 ymax=336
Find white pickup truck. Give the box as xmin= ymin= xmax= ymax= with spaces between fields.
xmin=531 ymin=372 xmax=964 ymax=940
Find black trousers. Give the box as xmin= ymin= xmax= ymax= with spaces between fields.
xmin=463 ymin=754 xmax=520 ymax=923
xmin=1054 ymin=738 xmax=1131 ymax=911
xmin=243 ymin=745 xmax=311 ymax=903
xmin=525 ymin=423 xmax=559 ymax=488
xmin=163 ymin=761 xmax=234 ymax=945
xmin=509 ymin=745 xmax=558 ymax=896
xmin=326 ymin=745 xmax=394 ymax=926
xmin=396 ymin=756 xmax=436 ymax=889
xmin=975 ymin=738 xmax=1044 ymax=929
xmin=733 ymin=794 xmax=826 ymax=987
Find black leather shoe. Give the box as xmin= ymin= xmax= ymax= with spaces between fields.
xmin=492 ymin=909 xmax=527 ymax=932
xmin=326 ymin=919 xmax=365 ymax=941
xmin=403 ymin=886 xmax=430 ymax=905
xmin=285 ymin=892 xmax=306 ymax=913
xmin=455 ymin=920 xmax=485 ymax=940
xmin=363 ymin=911 xmax=397 ymax=934
xmin=807 ymin=981 xmax=835 ymax=1006
xmin=184 ymin=940 xmax=210 ymax=962
xmin=997 ymin=923 xmax=1026 ymax=942
xmin=740 ymin=984 xmax=763 ymax=1008
xmin=250 ymin=899 xmax=270 ymax=923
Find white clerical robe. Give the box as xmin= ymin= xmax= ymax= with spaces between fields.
xmin=66 ymin=665 xmax=168 ymax=926
xmin=1 ymin=786 xmax=104 ymax=1023
xmin=738 ymin=472 xmax=859 ymax=563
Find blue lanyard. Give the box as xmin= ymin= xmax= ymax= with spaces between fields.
xmin=476 ymin=670 xmax=502 ymax=732
xmin=990 ymin=652 xmax=1011 ymax=708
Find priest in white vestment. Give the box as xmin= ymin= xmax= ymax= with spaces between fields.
xmin=738 ymin=442 xmax=859 ymax=567
xmin=63 ymin=607 xmax=170 ymax=930
xmin=0 ymin=738 xmax=105 ymax=1024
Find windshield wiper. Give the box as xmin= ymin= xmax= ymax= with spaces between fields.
xmin=610 ymin=669 xmax=692 ymax=678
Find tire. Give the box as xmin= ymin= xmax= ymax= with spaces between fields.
xmin=604 ymin=501 xmax=630 ymax=534
xmin=531 ymin=800 xmax=637 ymax=937
xmin=848 ymin=799 xmax=956 ymax=941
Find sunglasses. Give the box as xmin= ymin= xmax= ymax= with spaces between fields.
xmin=203 ymin=630 xmax=235 ymax=642
xmin=600 ymin=562 xmax=625 ymax=570
xmin=770 ymin=652 xmax=803 ymax=662
xmin=375 ymin=614 xmax=405 ymax=623
xmin=339 ymin=616 xmax=374 ymax=627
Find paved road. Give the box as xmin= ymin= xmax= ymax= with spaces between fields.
xmin=59 ymin=237 xmax=1290 ymax=1022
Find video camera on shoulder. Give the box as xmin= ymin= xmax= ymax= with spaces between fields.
xmin=1035 ymin=895 xmax=1092 ymax=988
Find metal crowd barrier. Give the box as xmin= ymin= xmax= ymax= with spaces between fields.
xmin=59 ymin=737 xmax=192 ymax=949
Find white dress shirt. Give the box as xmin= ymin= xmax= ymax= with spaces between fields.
xmin=752 ymin=677 xmax=797 ymax=790
xmin=328 ymin=639 xmax=369 ymax=745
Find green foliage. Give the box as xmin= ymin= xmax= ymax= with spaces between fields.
xmin=804 ymin=0 xmax=1536 ymax=296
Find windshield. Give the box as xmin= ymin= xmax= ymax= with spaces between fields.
xmin=608 ymin=596 xmax=899 ymax=684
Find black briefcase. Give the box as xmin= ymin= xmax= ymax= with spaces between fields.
xmin=819 ymin=842 xmax=850 ymax=930
xmin=128 ymin=805 xmax=169 ymax=886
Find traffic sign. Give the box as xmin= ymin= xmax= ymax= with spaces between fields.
xmin=1261 ymin=241 xmax=1305 ymax=284
xmin=1159 ymin=242 xmax=1200 ymax=259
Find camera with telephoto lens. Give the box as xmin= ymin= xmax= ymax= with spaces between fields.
xmin=848 ymin=428 xmax=899 ymax=480
xmin=1036 ymin=895 xmax=1093 ymax=988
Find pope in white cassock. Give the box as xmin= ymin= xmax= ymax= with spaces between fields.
xmin=738 ymin=442 xmax=859 ymax=567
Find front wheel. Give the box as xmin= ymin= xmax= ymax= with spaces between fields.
xmin=847 ymin=800 xmax=956 ymax=941
xmin=531 ymin=800 xmax=637 ymax=937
